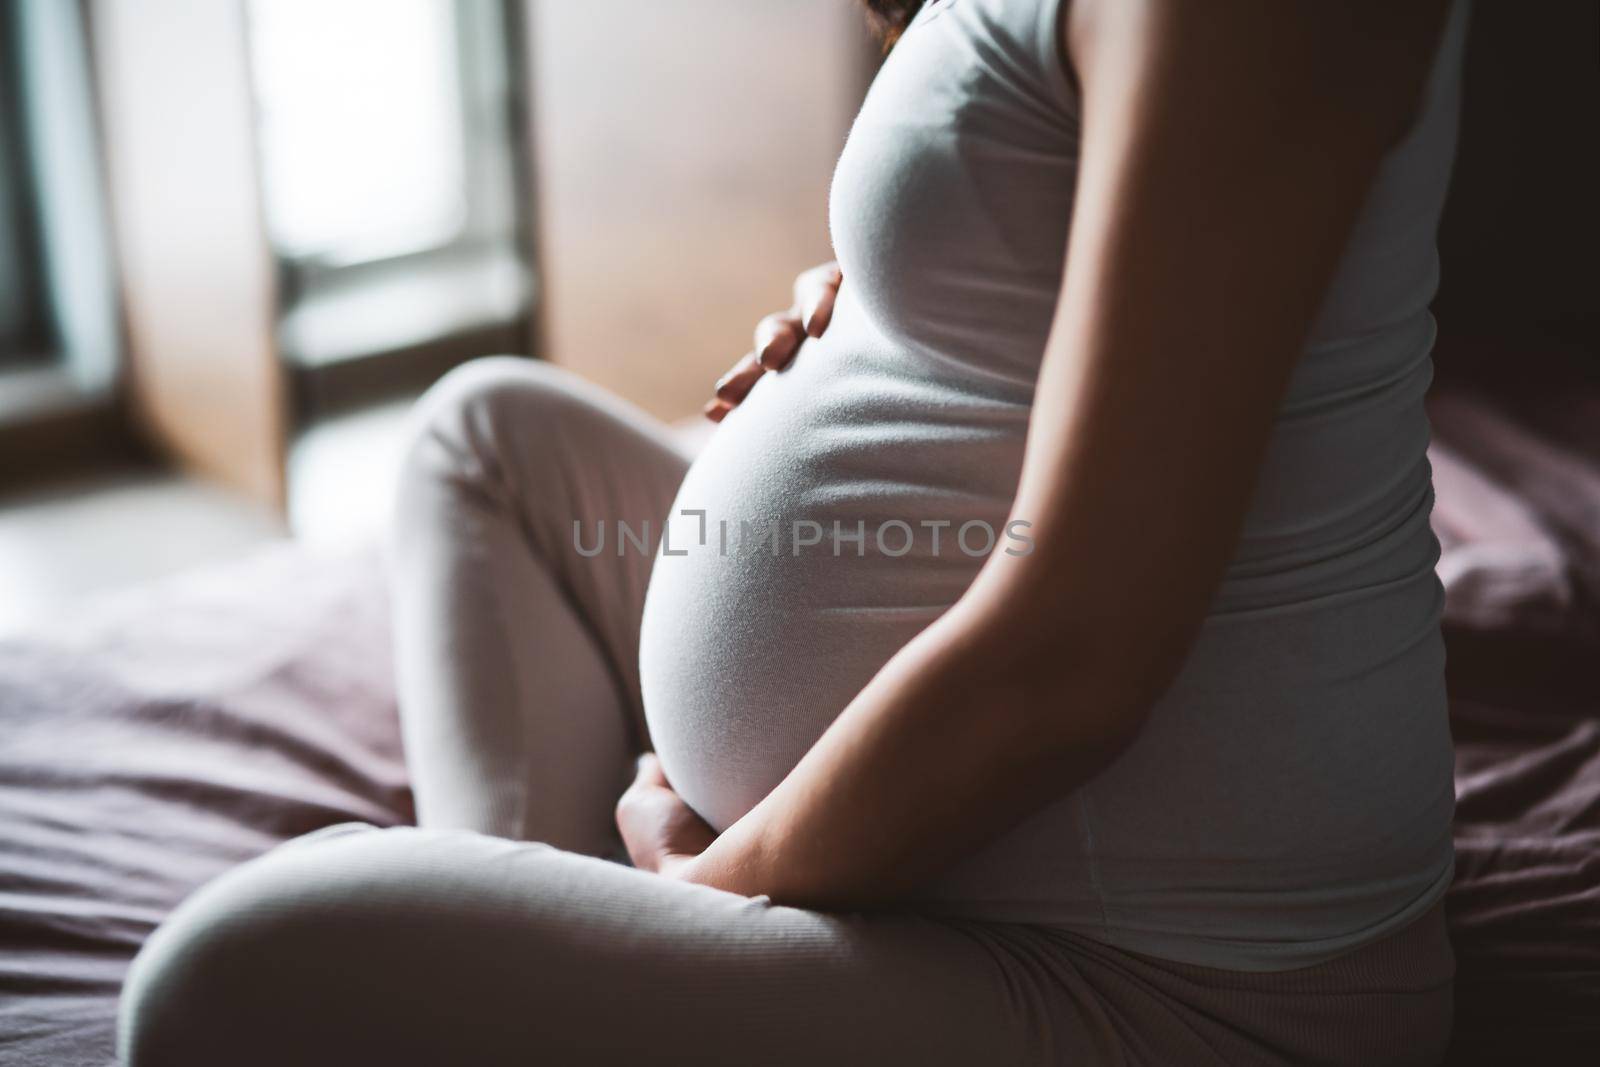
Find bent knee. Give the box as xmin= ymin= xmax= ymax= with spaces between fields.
xmin=397 ymin=356 xmax=626 ymax=498
xmin=119 ymin=825 xmax=382 ymax=1066
xmin=409 ymin=357 xmax=604 ymax=458
xmin=120 ymin=827 xmax=575 ymax=1066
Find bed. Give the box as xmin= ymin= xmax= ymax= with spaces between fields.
xmin=2 ymin=347 xmax=1596 ymax=1066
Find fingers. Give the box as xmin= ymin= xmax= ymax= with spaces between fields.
xmin=704 ymin=261 xmax=842 ymax=420
xmin=616 ymin=752 xmax=714 ymax=874
xmin=754 ymin=312 xmax=805 ymax=371
xmin=794 ymin=261 xmax=842 ymax=338
xmin=707 ymin=352 xmax=761 ymax=421
xmin=633 ymin=752 xmax=670 ymax=789
xmin=714 ymin=352 xmax=764 ymax=404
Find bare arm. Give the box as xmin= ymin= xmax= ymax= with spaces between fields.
xmin=635 ymin=0 xmax=1452 ymax=907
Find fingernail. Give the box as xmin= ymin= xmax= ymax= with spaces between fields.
xmin=702 ymin=399 xmax=730 ymax=422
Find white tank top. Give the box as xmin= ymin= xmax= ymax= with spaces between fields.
xmin=639 ymin=0 xmax=1468 ymax=970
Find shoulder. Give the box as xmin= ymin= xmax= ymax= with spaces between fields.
xmin=931 ymin=0 xmax=1078 ymax=118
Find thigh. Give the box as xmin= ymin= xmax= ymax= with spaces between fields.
xmin=391 ymin=359 xmax=693 ymax=847
xmin=395 ymin=357 xmax=693 ymax=734
xmin=120 ymin=825 xmax=1061 ymax=1067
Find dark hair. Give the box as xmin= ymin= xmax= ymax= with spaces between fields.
xmin=861 ymin=0 xmax=926 ymax=47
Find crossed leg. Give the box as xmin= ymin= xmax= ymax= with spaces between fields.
xmin=118 ymin=360 xmax=1067 ymax=1065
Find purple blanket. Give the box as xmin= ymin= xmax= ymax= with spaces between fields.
xmin=1427 ymin=350 xmax=1600 ymax=1065
xmin=1 ymin=356 xmax=1596 ymax=1065
xmin=0 ymin=549 xmax=410 ymax=1066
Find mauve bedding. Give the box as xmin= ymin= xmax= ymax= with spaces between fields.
xmin=1426 ymin=349 xmax=1600 ymax=1065
xmin=1 ymin=353 xmax=1596 ymax=1066
xmin=0 ymin=548 xmax=410 ymax=1067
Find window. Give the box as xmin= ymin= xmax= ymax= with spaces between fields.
xmin=244 ymin=0 xmax=531 ymax=378
xmin=0 ymin=0 xmax=118 ymax=402
xmin=249 ymin=0 xmax=470 ymax=268
xmin=0 ymin=5 xmax=50 ymax=370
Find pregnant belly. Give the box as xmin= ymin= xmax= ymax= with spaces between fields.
xmin=638 ymin=312 xmax=1029 ymax=830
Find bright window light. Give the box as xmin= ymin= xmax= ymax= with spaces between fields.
xmin=246 ymin=0 xmax=467 ymax=266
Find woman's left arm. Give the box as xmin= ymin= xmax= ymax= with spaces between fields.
xmin=629 ymin=0 xmax=1453 ymax=907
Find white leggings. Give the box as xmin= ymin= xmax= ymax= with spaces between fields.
xmin=117 ymin=358 xmax=1454 ymax=1067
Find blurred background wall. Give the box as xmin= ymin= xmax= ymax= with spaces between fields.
xmin=529 ymin=0 xmax=874 ymax=419
xmin=1432 ymin=0 xmax=1598 ymax=359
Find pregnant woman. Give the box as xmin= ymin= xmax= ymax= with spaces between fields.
xmin=121 ymin=0 xmax=1467 ymax=1063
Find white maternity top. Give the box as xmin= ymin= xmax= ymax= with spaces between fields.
xmin=640 ymin=0 xmax=1469 ymax=971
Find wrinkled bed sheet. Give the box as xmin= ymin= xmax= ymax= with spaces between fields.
xmin=1426 ymin=351 xmax=1600 ymax=1065
xmin=0 ymin=548 xmax=408 ymax=1067
xmin=2 ymin=361 xmax=1597 ymax=1066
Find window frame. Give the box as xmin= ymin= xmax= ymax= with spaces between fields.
xmin=245 ymin=0 xmax=533 ymax=380
xmin=0 ymin=4 xmax=51 ymax=371
xmin=0 ymin=0 xmax=132 ymax=494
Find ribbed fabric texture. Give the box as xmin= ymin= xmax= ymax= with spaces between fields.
xmin=1030 ymin=902 xmax=1455 ymax=1064
xmin=120 ymin=822 xmax=1452 ymax=1067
